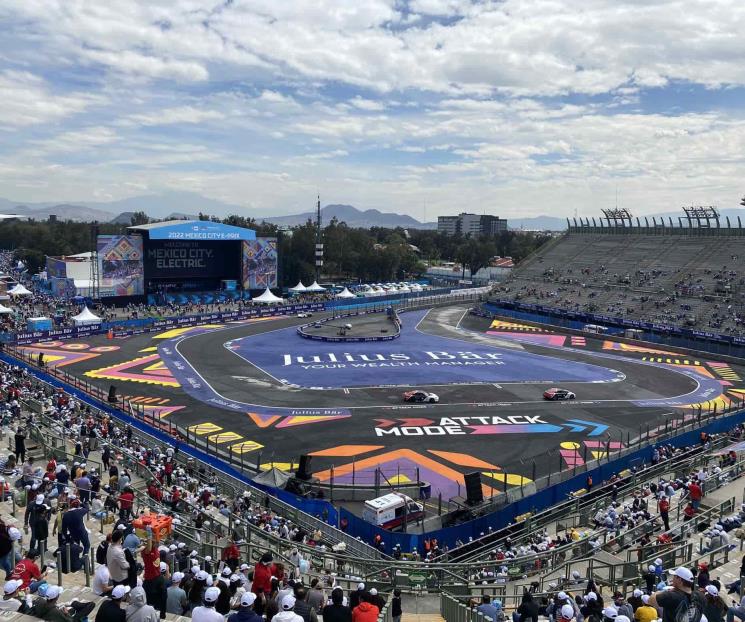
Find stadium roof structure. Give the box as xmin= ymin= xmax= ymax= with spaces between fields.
xmin=128 ymin=220 xmax=256 ymax=241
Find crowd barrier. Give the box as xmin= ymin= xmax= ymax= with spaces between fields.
xmin=484 ymin=300 xmax=745 ymax=358
xmin=5 ymin=286 xmax=467 ymax=345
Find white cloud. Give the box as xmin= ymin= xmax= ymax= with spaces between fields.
xmin=124 ymin=106 xmax=224 ymax=126
xmin=0 ymin=71 xmax=100 ymax=129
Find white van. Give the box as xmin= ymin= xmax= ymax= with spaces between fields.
xmin=584 ymin=324 xmax=608 ymax=334
xmin=362 ymin=493 xmax=424 ymax=530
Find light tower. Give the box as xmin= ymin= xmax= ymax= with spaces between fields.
xmin=314 ymin=194 xmax=324 ymax=282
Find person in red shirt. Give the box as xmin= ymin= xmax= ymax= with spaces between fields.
xmin=221 ymin=538 xmax=240 ymax=572
xmin=352 ymin=593 xmax=380 ymax=622
xmin=659 ymin=495 xmax=670 ymax=531
xmin=10 ymin=549 xmax=44 ymax=591
xmin=118 ymin=487 xmax=135 ymax=521
xmin=252 ymin=552 xmax=278 ymax=595
xmin=141 ymin=537 xmax=160 ymax=582
xmin=689 ymin=481 xmax=703 ymax=510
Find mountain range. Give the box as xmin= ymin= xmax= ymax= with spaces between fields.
xmin=1 ymin=191 xmax=742 ymax=231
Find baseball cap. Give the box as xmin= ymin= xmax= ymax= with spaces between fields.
xmin=641 ymin=595 xmax=650 ymax=604
xmin=222 ymin=567 xmax=232 ymax=577
xmin=357 ymin=583 xmax=365 ymax=591
xmin=616 ymin=617 xmax=630 ymax=622
xmin=648 ymin=565 xmax=655 ymax=572
xmin=706 ymin=585 xmax=719 ymax=597
xmin=240 ymin=563 xmax=250 ymax=571
xmin=561 ymin=604 xmax=574 ymax=620
xmin=370 ymin=588 xmax=378 ymax=596
xmin=197 ymin=570 xmax=209 ymax=581
xmin=282 ymin=595 xmax=296 ymax=610
xmin=3 ymin=580 xmax=22 ymax=595
xmin=35 ymin=494 xmax=44 ymax=505
xmin=111 ymin=585 xmax=130 ymax=599
xmin=204 ymin=587 xmax=220 ymax=603
xmin=159 ymin=562 xmax=168 ymax=573
xmin=241 ymin=592 xmax=257 ymax=607
xmin=558 ymin=592 xmax=568 ymax=601
xmin=633 ymin=589 xmax=642 ymax=597
xmin=669 ymin=567 xmax=694 ymax=582
xmin=586 ymin=593 xmax=597 ymax=601
xmin=8 ymin=528 xmax=21 ymax=541
xmin=172 ymin=572 xmax=184 ymax=583
xmin=45 ymin=585 xmax=64 ymax=600
xmin=602 ymin=606 xmax=618 ymax=619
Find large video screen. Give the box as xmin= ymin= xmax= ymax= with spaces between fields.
xmin=45 ymin=257 xmax=67 ymax=279
xmin=97 ymin=235 xmax=145 ymax=297
xmin=144 ymin=239 xmax=240 ymax=280
xmin=242 ymin=238 xmax=278 ymax=289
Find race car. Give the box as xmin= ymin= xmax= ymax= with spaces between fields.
xmin=297 ymin=312 xmax=313 ymax=318
xmin=403 ymin=390 xmax=439 ymax=403
xmin=543 ymin=387 xmax=576 ymax=401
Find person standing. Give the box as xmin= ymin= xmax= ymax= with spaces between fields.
xmin=192 ymin=586 xmax=224 ymax=622
xmin=106 ymin=530 xmax=130 ymax=587
xmin=14 ymin=427 xmax=26 ymax=464
xmin=649 ymin=567 xmax=703 ymax=622
xmin=391 ymin=589 xmax=402 ymax=622
xmin=659 ymin=495 xmax=670 ymax=532
xmin=166 ymin=572 xmax=188 ymax=617
xmin=323 ymin=588 xmax=352 ymax=622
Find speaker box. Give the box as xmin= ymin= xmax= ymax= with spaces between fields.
xmin=297 ymin=455 xmax=313 ymax=480
xmin=464 ymin=471 xmax=483 ymax=505
xmin=108 ymin=385 xmax=118 ymax=403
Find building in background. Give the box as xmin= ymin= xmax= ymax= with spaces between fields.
xmin=437 ymin=213 xmax=507 ymax=235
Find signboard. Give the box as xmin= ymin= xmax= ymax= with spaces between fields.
xmin=144 ymin=240 xmax=240 ymax=280
xmin=45 ymin=257 xmax=67 ymax=279
xmin=242 ymin=238 xmax=278 ymax=289
xmin=144 ymin=221 xmax=256 ymax=241
xmin=97 ymin=235 xmax=145 ymax=297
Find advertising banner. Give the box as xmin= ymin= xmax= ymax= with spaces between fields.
xmin=50 ymin=277 xmax=76 ymax=299
xmin=241 ymin=238 xmax=278 ymax=289
xmin=45 ymin=257 xmax=67 ymax=279
xmin=144 ymin=240 xmax=240 ymax=280
xmin=97 ymin=235 xmax=144 ymax=297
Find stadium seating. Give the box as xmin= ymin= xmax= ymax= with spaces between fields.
xmin=493 ymin=233 xmax=745 ymax=335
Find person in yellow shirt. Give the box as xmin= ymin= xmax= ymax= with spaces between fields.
xmin=634 ymin=594 xmax=657 ymax=622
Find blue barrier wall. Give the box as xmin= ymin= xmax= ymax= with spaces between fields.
xmin=483 ymin=300 xmax=745 ymax=358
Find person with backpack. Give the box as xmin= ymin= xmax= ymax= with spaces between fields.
xmin=650 ymin=567 xmax=704 ymax=622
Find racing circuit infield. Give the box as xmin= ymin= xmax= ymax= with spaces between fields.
xmin=20 ymin=305 xmax=745 ymax=504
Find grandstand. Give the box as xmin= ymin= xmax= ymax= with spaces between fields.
xmin=493 ymin=227 xmax=745 ymax=336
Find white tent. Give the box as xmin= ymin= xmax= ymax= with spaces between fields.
xmin=72 ymin=306 xmax=102 ymax=326
xmin=252 ymin=288 xmax=284 ymax=305
xmin=288 ymin=281 xmax=307 ymax=293
xmin=0 ymin=304 xmax=12 ymax=314
xmin=8 ymin=284 xmax=31 ymax=296
xmin=335 ymin=287 xmax=356 ymax=299
xmin=305 ymin=281 xmax=326 ymax=292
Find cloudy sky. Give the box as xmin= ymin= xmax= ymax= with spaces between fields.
xmin=2 ymin=0 xmax=745 ymax=219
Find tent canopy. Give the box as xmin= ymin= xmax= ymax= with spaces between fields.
xmin=0 ymin=304 xmax=13 ymax=314
xmin=252 ymin=467 xmax=291 ymax=489
xmin=72 ymin=306 xmax=102 ymax=326
xmin=8 ymin=284 xmax=31 ymax=296
xmin=288 ymin=281 xmax=307 ymax=293
xmin=305 ymin=281 xmax=326 ymax=292
xmin=335 ymin=287 xmax=356 ymax=299
xmin=252 ymin=287 xmax=284 ymax=304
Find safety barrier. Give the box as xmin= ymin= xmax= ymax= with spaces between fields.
xmin=296 ymin=308 xmax=401 ymax=342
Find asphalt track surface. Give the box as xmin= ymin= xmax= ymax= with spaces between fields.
xmin=37 ymin=304 xmax=745 ymax=500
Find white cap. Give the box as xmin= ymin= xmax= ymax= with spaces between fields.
xmin=204 ymin=556 xmax=212 ymax=561
xmin=654 ymin=558 xmax=662 ymax=565
xmin=222 ymin=567 xmax=232 ymax=577
xmin=159 ymin=562 xmax=168 ymax=573
xmin=648 ymin=565 xmax=656 ymax=572
xmin=616 ymin=617 xmax=630 ymax=622
xmin=561 ymin=604 xmax=574 ymax=619
xmin=558 ymin=592 xmax=568 ymax=600
xmin=117 ymin=524 xmax=126 ymax=530
xmin=204 ymin=586 xmax=220 ymax=603
xmin=357 ymin=583 xmax=365 ymax=591
xmin=706 ymin=585 xmax=719 ymax=597
xmin=46 ymin=585 xmax=64 ymax=600
xmin=641 ymin=595 xmax=650 ymax=604
xmin=190 ymin=550 xmax=198 ymax=557
xmin=112 ymin=585 xmax=130 ymax=599
xmin=241 ymin=592 xmax=257 ymax=607
xmin=197 ymin=570 xmax=209 ymax=581
xmin=282 ymin=595 xmax=296 ymax=610
xmin=633 ymin=589 xmax=642 ymax=597
xmin=240 ymin=563 xmax=250 ymax=571
xmin=603 ymin=606 xmax=618 ymax=619
xmin=3 ymin=580 xmax=22 ymax=595
xmin=586 ymin=592 xmax=597 ymax=601
xmin=172 ymin=572 xmax=184 ymax=584
xmin=669 ymin=567 xmax=694 ymax=582
xmin=169 ymin=544 xmax=177 ymax=551
xmin=370 ymin=588 xmax=378 ymax=596
xmin=8 ymin=528 xmax=21 ymax=541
